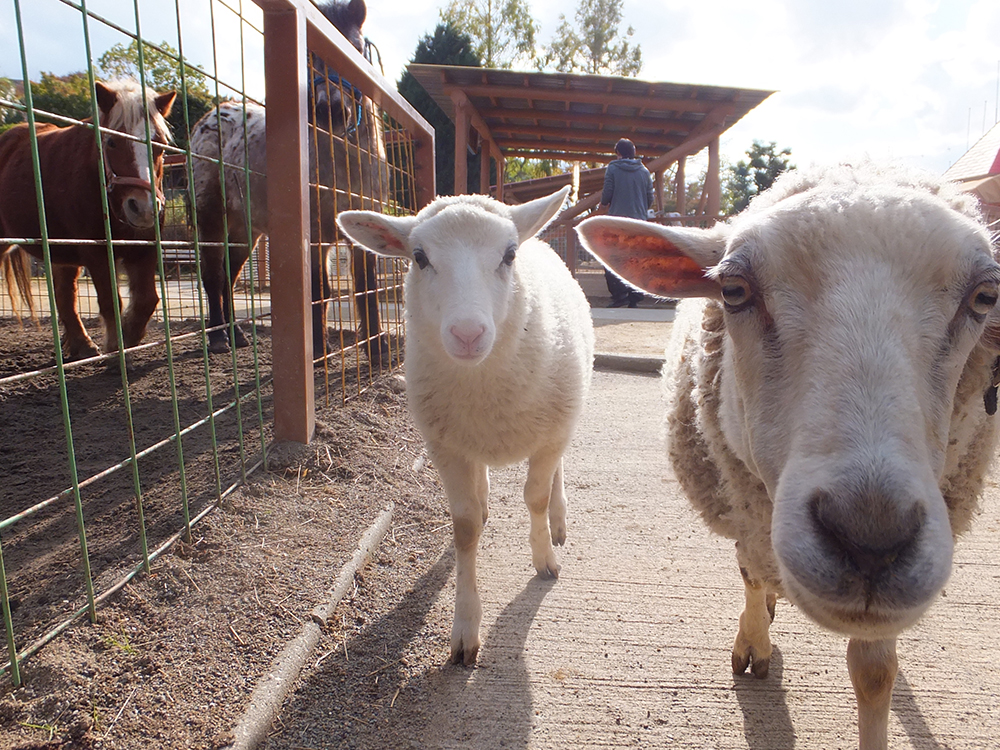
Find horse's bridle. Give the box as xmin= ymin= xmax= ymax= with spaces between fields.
xmin=102 ymin=139 xmax=166 ymax=222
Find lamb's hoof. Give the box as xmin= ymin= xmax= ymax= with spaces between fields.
xmin=449 ymin=641 xmax=479 ymax=667
xmin=732 ymin=648 xmax=770 ymax=679
xmin=766 ymin=594 xmax=777 ymax=623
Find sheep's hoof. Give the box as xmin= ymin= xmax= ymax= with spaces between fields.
xmin=536 ymin=563 xmax=560 ymax=580
xmin=732 ymin=648 xmax=770 ymax=679
xmin=766 ymin=593 xmax=777 ymax=623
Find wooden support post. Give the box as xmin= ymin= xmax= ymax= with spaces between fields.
xmin=654 ymin=170 xmax=664 ymax=214
xmin=565 ymin=222 xmax=578 ymax=278
xmin=496 ymin=154 xmax=505 ymax=202
xmin=707 ymin=137 xmax=721 ymax=219
xmin=480 ymin=146 xmax=490 ymax=195
xmin=676 ymin=157 xmax=686 ymax=215
xmin=264 ymin=6 xmax=314 ymax=443
xmin=453 ymin=99 xmax=469 ymax=195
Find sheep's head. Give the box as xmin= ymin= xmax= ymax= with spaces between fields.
xmin=338 ymin=186 xmax=570 ymax=365
xmin=577 ymin=163 xmax=1000 ymax=640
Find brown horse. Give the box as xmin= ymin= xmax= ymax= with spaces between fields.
xmin=189 ymin=0 xmax=388 ymax=361
xmin=0 ymin=79 xmax=175 ymax=361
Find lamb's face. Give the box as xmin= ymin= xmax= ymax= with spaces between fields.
xmin=576 ymin=170 xmax=1000 ymax=641
xmin=405 ymin=206 xmax=520 ymax=366
xmin=717 ymin=191 xmax=998 ymax=638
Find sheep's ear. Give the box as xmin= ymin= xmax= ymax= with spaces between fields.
xmin=576 ymin=216 xmax=728 ymax=299
xmin=510 ymin=185 xmax=571 ymax=244
xmin=336 ymin=211 xmax=418 ymax=259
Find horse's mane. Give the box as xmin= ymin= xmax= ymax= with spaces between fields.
xmin=101 ymin=78 xmax=173 ymax=144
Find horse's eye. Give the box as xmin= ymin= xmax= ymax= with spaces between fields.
xmin=720 ymin=276 xmax=754 ymax=310
xmin=412 ymin=248 xmax=430 ymax=270
xmin=501 ymin=246 xmax=516 ymax=267
xmin=969 ymin=281 xmax=999 ymax=317
xmin=106 ymin=136 xmax=118 ymax=149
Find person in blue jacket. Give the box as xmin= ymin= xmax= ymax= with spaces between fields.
xmin=599 ymin=138 xmax=654 ymax=307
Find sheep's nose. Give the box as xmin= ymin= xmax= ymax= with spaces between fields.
xmin=809 ymin=490 xmax=924 ymax=580
xmin=450 ymin=323 xmax=486 ymax=350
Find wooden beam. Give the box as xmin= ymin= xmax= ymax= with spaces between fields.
xmin=453 ymin=99 xmax=469 ymax=195
xmin=441 ymin=82 xmax=738 ymax=115
xmin=706 ymin=136 xmax=721 ymax=218
xmin=676 ymin=156 xmax=686 ymax=214
xmin=451 ymin=90 xmax=503 ymax=162
xmin=490 ymin=123 xmax=685 ymax=149
xmin=476 ymin=106 xmax=698 ymax=132
xmin=480 ymin=146 xmax=490 ymax=195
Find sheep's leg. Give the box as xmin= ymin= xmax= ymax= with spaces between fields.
xmin=548 ymin=459 xmax=567 ymax=546
xmin=847 ymin=637 xmax=897 ymax=750
xmin=525 ymin=451 xmax=562 ymax=579
xmin=732 ymin=567 xmax=774 ymax=679
xmin=435 ymin=450 xmax=488 ymax=666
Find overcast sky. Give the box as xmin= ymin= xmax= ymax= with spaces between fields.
xmin=2 ymin=0 xmax=998 ymax=175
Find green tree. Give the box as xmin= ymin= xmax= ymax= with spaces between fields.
xmin=440 ymin=0 xmax=539 ymax=69
xmin=726 ymin=140 xmax=793 ymax=213
xmin=98 ymin=40 xmax=208 ymax=97
xmin=0 ymin=77 xmax=23 ymax=127
xmin=504 ymin=156 xmax=565 ymax=184
xmin=541 ymin=0 xmax=641 ymax=76
xmin=398 ymin=23 xmax=483 ymax=196
xmin=29 ymin=72 xmax=94 ymax=123
xmin=98 ymin=40 xmax=214 ymax=151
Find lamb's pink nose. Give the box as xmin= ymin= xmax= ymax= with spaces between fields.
xmin=450 ymin=323 xmax=486 ymax=352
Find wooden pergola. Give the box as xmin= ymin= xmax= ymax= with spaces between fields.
xmin=406 ymin=64 xmax=773 ymax=219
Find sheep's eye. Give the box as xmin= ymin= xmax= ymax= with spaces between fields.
xmin=969 ymin=281 xmax=999 ymax=317
xmin=720 ymin=276 xmax=754 ymax=311
xmin=501 ymin=245 xmax=516 ymax=267
xmin=412 ymin=248 xmax=430 ymax=270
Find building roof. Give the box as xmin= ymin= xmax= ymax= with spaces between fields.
xmin=944 ymin=121 xmax=1000 ymax=182
xmin=406 ymin=64 xmax=774 ymax=165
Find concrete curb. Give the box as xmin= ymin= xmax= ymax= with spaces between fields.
xmin=593 ymin=351 xmax=665 ymax=374
xmin=227 ymin=503 xmax=395 ymax=750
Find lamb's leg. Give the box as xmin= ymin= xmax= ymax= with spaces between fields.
xmin=732 ymin=566 xmax=774 ymax=679
xmin=434 ymin=450 xmax=488 ymax=666
xmin=525 ymin=451 xmax=562 ymax=579
xmin=548 ymin=459 xmax=567 ymax=547
xmin=847 ymin=637 xmax=897 ymax=750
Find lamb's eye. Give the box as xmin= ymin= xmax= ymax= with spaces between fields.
xmin=720 ymin=276 xmax=753 ymax=310
xmin=501 ymin=245 xmax=516 ymax=267
xmin=969 ymin=281 xmax=999 ymax=317
xmin=412 ymin=248 xmax=430 ymax=270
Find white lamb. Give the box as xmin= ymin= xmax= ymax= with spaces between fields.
xmin=576 ymin=163 xmax=1000 ymax=750
xmin=337 ymin=186 xmax=594 ymax=665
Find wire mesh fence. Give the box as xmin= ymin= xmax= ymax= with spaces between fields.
xmin=0 ymin=0 xmax=433 ymax=686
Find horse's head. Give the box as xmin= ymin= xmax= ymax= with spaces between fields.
xmin=311 ymin=0 xmax=367 ymax=138
xmin=95 ymin=79 xmax=175 ymax=231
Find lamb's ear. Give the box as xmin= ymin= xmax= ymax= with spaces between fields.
xmin=336 ymin=211 xmax=418 ymax=259
xmin=510 ymin=185 xmax=571 ymax=244
xmin=576 ymin=216 xmax=728 ymax=299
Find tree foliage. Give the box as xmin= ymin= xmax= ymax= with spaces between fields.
xmin=97 ymin=40 xmax=209 ymax=97
xmin=726 ymin=140 xmax=793 ymax=213
xmin=440 ymin=0 xmax=539 ymax=69
xmin=504 ymin=156 xmax=565 ymax=184
xmin=398 ymin=23 xmax=484 ymax=195
xmin=541 ymin=0 xmax=641 ymax=76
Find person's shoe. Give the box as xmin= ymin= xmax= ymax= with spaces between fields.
xmin=608 ymin=298 xmax=629 ymax=308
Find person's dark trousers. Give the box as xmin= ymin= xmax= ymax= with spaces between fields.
xmin=605 ymin=269 xmax=643 ymax=307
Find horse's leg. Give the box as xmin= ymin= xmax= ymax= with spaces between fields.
xmin=311 ymin=242 xmax=329 ymax=359
xmin=222 ymin=235 xmax=252 ymax=349
xmin=51 ymin=265 xmax=100 ymax=360
xmin=119 ymin=250 xmax=159 ymax=348
xmin=196 ymin=201 xmax=230 ymax=353
xmin=83 ymin=256 xmax=125 ymax=357
xmin=351 ymin=245 xmax=384 ymax=365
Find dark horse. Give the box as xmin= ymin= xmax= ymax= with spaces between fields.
xmin=189 ymin=0 xmax=388 ymax=361
xmin=0 ymin=79 xmax=176 ymax=360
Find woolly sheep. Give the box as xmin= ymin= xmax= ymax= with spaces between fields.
xmin=337 ymin=186 xmax=594 ymax=665
xmin=576 ymin=163 xmax=1000 ymax=750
